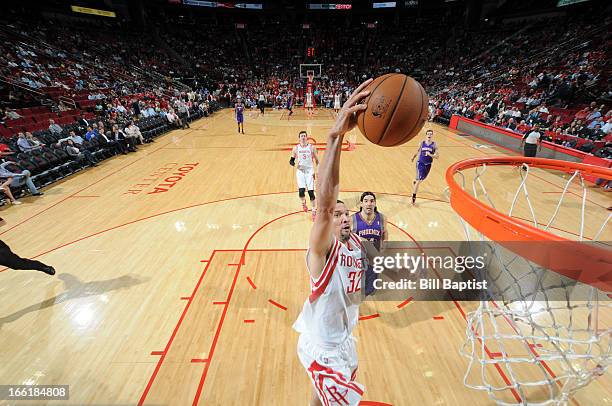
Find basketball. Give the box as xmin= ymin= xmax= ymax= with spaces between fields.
xmin=356 ymin=73 xmax=429 ymax=147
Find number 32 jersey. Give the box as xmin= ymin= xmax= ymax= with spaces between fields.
xmin=293 ymin=233 xmax=366 ymax=348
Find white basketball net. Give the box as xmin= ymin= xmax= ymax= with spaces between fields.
xmin=452 ymin=162 xmax=611 ymax=405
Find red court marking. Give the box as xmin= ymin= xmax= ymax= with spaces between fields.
xmin=359 ymin=402 xmax=393 ymax=406
xmin=387 ymin=223 xmax=523 ymax=404
xmin=243 ymin=319 xmax=255 ymax=323
xmin=490 ymin=352 xmax=503 ymax=358
xmin=268 ymin=299 xmax=288 ymax=311
xmin=445 ymin=246 xmax=580 ymax=406
xmin=191 ymin=359 xmax=208 ymax=363
xmin=138 ymin=251 xmax=215 ymax=406
xmin=359 ymin=313 xmax=380 ymax=321
xmin=396 ymin=297 xmax=414 ymax=309
xmin=246 ymin=276 xmax=257 ymax=290
xmin=433 ymin=316 xmax=444 ymax=320
xmin=239 ymin=211 xmax=303 ymax=265
xmin=228 ymin=263 xmax=240 ymax=266
xmin=150 ymin=351 xmax=164 ymax=356
xmin=1 ymin=190 xmax=445 ymax=273
xmin=0 ymin=137 xmax=177 ymax=237
xmin=192 ymin=212 xmax=308 ymax=406
xmin=180 ymin=297 xmax=191 ymax=300
xmin=200 ymin=260 xmax=209 ymax=263
xmin=212 ymin=301 xmax=227 ymax=305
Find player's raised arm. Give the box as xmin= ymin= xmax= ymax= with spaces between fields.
xmin=308 ymin=79 xmax=372 ymax=269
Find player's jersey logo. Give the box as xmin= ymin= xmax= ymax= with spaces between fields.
xmin=371 ymin=95 xmax=391 ymax=119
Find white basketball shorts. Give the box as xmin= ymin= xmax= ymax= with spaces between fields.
xmin=297 ymin=334 xmax=364 ymax=405
xmin=296 ymin=168 xmax=315 ymax=190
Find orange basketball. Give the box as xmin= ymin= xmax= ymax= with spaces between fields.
xmin=356 ymin=73 xmax=429 ymax=147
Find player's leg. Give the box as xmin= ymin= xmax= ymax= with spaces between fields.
xmin=299 ymin=188 xmax=307 ymax=212
xmin=0 ymin=240 xmax=55 ymax=275
xmin=297 ymin=169 xmax=309 ymax=211
xmin=412 ymin=162 xmax=431 ymax=205
xmin=306 ymin=170 xmax=316 ymax=220
xmin=308 ymin=189 xmax=316 ymax=221
xmin=1 ymin=178 xmax=19 ymax=204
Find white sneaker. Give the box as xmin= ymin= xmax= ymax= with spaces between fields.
xmin=11 ymin=200 xmax=22 ymax=205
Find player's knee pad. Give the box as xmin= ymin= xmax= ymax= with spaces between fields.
xmin=298 ymin=188 xmax=306 ymax=198
xmin=308 ymin=190 xmax=315 ymax=201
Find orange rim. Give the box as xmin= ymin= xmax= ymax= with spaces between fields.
xmin=446 ymin=156 xmax=612 ymax=291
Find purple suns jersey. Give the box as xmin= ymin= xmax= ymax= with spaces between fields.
xmin=418 ymin=141 xmax=437 ymax=164
xmin=287 ymin=95 xmax=293 ymax=108
xmin=235 ymin=103 xmax=244 ymax=119
xmin=352 ymin=212 xmax=383 ymax=251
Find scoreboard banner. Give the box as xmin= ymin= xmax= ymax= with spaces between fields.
xmin=307 ymin=4 xmax=353 ymax=10
xmin=373 ymin=2 xmax=396 ymax=8
xmin=71 ymin=5 xmax=116 ymax=17
xmin=182 ymin=0 xmax=263 ymax=8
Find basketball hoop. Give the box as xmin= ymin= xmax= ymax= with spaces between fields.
xmin=446 ymin=156 xmax=611 ymax=405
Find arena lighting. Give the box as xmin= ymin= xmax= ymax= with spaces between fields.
xmin=70 ymin=5 xmax=116 ymax=17
xmin=182 ymin=0 xmax=263 ymax=8
xmin=373 ymin=2 xmax=396 ymax=8
xmin=557 ymin=0 xmax=590 ymax=6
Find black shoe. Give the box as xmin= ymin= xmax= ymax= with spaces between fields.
xmin=32 ymin=192 xmax=44 ymax=196
xmin=39 ymin=266 xmax=55 ymax=276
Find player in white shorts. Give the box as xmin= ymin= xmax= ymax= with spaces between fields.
xmin=305 ymin=91 xmax=314 ymax=116
xmin=290 ymin=131 xmax=319 ymax=221
xmin=333 ymin=91 xmax=342 ymax=113
xmin=293 ymin=78 xmax=375 ymax=406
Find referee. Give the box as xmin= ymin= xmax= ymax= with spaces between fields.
xmin=0 ymin=218 xmax=55 ymax=275
xmin=521 ymin=125 xmax=542 ymax=157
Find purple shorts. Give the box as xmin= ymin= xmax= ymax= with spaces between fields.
xmin=236 ymin=115 xmax=244 ymax=124
xmin=416 ymin=161 xmax=432 ymax=180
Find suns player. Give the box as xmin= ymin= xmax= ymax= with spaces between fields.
xmin=234 ymin=96 xmax=245 ymax=134
xmin=287 ymin=90 xmax=294 ymax=117
xmin=293 ymin=78 xmax=374 ymax=406
xmin=333 ymin=90 xmax=342 ymax=114
xmin=411 ymin=129 xmax=439 ymax=205
xmin=290 ymin=131 xmax=320 ymax=221
xmin=352 ymin=191 xmax=387 ymax=296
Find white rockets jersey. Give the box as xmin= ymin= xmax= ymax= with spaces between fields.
xmin=306 ymin=92 xmax=313 ymax=105
xmin=293 ymin=234 xmax=366 ymax=348
xmin=334 ymin=94 xmax=341 ymax=106
xmin=296 ymin=143 xmax=315 ymax=171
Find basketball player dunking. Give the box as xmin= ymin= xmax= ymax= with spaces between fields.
xmin=411 ymin=129 xmax=439 ymax=205
xmin=290 ymin=131 xmax=320 ymax=221
xmin=352 ymin=191 xmax=387 ymax=296
xmin=234 ymin=96 xmax=245 ymax=134
xmin=293 ymin=78 xmax=375 ymax=406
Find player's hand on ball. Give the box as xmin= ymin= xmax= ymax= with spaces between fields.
xmin=329 ymin=78 xmax=372 ymax=138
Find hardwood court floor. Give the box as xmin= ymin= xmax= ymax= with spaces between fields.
xmin=0 ymin=108 xmax=610 ymax=405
